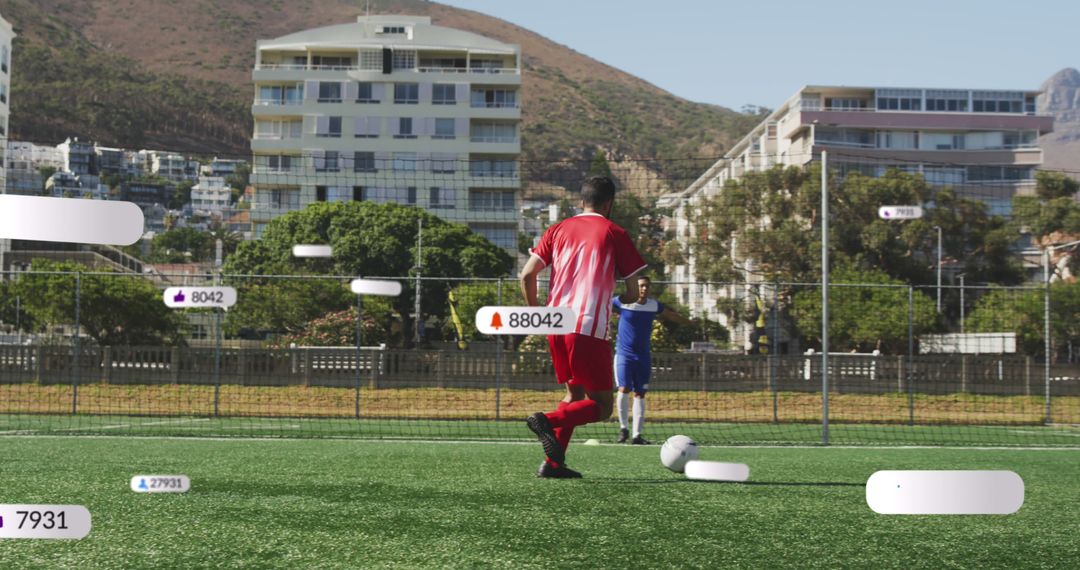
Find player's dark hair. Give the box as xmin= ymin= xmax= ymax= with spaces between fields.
xmin=581 ymin=176 xmax=616 ymax=207
xmin=638 ymin=275 xmax=651 ymax=283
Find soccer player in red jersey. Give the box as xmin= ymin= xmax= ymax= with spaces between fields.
xmin=519 ymin=176 xmax=648 ymax=478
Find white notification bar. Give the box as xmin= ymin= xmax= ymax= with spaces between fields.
xmin=0 ymin=505 xmax=92 ymax=539
xmin=0 ymin=195 xmax=144 ymax=245
xmin=878 ymin=205 xmax=924 ymax=220
xmin=131 ymin=475 xmax=191 ymax=493
xmin=164 ymin=287 xmax=237 ymax=309
xmin=350 ymin=279 xmax=403 ymax=296
xmin=475 ymin=306 xmax=577 ymax=335
xmin=292 ymin=244 xmax=333 ymax=258
xmin=866 ymin=470 xmax=1024 ymax=515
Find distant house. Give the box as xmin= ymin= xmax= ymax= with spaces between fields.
xmin=191 ymin=176 xmax=232 ymax=216
xmin=58 ymin=137 xmax=97 ymax=175
xmin=121 ymin=181 xmax=172 ymax=209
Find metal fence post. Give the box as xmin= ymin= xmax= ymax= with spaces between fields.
xmin=820 ymin=151 xmax=830 ymax=445
xmin=770 ymin=282 xmax=779 ymax=424
xmin=1044 ymin=274 xmax=1052 ymax=425
xmin=72 ymin=272 xmax=81 ymax=414
xmin=495 ymin=278 xmax=503 ymax=421
xmin=907 ymin=286 xmax=915 ymax=426
xmin=213 ymin=274 xmax=222 ymax=418
xmin=355 ymin=294 xmax=363 ymax=420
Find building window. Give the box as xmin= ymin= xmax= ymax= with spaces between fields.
xmin=392 ymin=50 xmax=416 ymax=71
xmin=1 ymin=46 xmax=7 ymax=74
xmin=471 ymin=225 xmax=516 ymax=248
xmin=356 ymin=82 xmax=377 ymax=103
xmin=379 ymin=26 xmax=406 ymax=35
xmin=876 ymin=131 xmax=917 ymax=150
xmin=395 ymin=117 xmax=416 ymax=138
xmin=471 ymin=122 xmax=516 ymax=143
xmin=429 ymin=187 xmax=456 ymax=209
xmin=469 ymin=190 xmax=515 ymax=211
xmin=0 ymin=83 xmax=7 ymax=104
xmin=433 ymin=118 xmax=456 ymax=139
xmin=316 ymin=151 xmax=340 ymax=172
xmin=318 ymin=82 xmax=342 ymax=103
xmin=470 ymin=159 xmax=517 ymax=178
xmin=359 ymin=50 xmax=382 ymax=71
xmin=270 ymin=188 xmax=301 ymax=210
xmin=258 ymin=84 xmax=303 ymax=105
xmin=393 ymin=152 xmax=417 ymax=171
xmin=431 ymin=153 xmax=457 ymax=173
xmin=316 ymin=116 xmax=342 ymax=138
xmin=471 ymin=89 xmax=517 ymax=108
xmin=432 ymin=83 xmax=456 ymax=104
xmin=824 ymin=98 xmax=867 ymax=110
xmin=876 ymin=89 xmax=922 ymax=111
xmin=311 ymin=56 xmax=352 ymax=69
xmin=925 ymin=90 xmax=969 ymax=112
xmin=354 ymin=152 xmax=377 ymax=173
xmin=394 ymin=83 xmax=419 ymax=104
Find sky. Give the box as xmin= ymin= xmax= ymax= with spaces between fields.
xmin=437 ymin=0 xmax=1079 ymax=111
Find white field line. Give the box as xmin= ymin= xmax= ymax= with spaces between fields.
xmin=0 ymin=434 xmax=1076 ymax=451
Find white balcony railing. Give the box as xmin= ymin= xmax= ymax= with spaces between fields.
xmin=470 ymin=170 xmax=519 ymax=178
xmin=254 ymin=99 xmax=302 ymax=106
xmin=470 ymin=136 xmax=518 ymax=143
xmin=470 ymin=101 xmax=520 ymax=109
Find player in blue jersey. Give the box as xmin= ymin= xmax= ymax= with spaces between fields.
xmin=612 ymin=275 xmax=694 ymax=444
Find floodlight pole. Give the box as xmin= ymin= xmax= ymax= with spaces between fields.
xmin=820 ymin=151 xmax=829 ymax=446
xmin=935 ymin=225 xmax=942 ymax=312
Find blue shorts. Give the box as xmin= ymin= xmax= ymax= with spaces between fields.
xmin=614 ymin=355 xmax=650 ymax=394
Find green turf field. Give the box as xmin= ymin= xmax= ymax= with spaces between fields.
xmin=3 ymin=413 xmax=1080 ymax=446
xmin=1 ymin=436 xmax=1077 ymax=568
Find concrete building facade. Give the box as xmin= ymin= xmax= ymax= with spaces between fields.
xmin=249 ymin=15 xmax=521 ymax=249
xmin=663 ymin=85 xmax=1054 ymax=350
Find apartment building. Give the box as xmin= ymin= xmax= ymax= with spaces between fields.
xmin=0 ymin=12 xmax=14 ymax=275
xmin=190 ymin=176 xmax=233 ymax=216
xmin=249 ymin=15 xmax=522 ymax=249
xmin=663 ymin=85 xmax=1054 ymax=350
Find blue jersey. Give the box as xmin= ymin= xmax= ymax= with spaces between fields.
xmin=612 ymin=297 xmax=663 ymax=360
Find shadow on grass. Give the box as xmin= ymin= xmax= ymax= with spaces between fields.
xmin=585 ymin=478 xmax=864 ymax=487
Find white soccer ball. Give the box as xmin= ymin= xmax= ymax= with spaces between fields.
xmin=660 ymin=435 xmax=699 ymax=472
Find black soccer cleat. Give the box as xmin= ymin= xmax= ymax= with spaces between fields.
xmin=617 ymin=428 xmax=630 ymax=443
xmin=631 ymin=435 xmax=652 ymax=445
xmin=526 ymin=412 xmax=565 ymax=466
xmin=537 ymin=461 xmax=583 ymax=479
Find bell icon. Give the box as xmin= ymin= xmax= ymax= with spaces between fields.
xmin=490 ymin=312 xmax=503 ymax=330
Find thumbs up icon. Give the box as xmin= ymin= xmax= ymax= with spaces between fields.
xmin=173 ymin=290 xmax=185 ymax=303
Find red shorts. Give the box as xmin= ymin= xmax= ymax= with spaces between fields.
xmin=547 ymin=333 xmax=613 ymax=392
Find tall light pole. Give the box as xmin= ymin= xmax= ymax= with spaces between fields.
xmin=413 ymin=217 xmax=423 ymax=346
xmin=934 ymin=225 xmax=942 ymax=313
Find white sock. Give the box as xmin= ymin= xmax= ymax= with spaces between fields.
xmin=616 ymin=391 xmax=630 ymax=430
xmin=632 ymin=396 xmax=645 ymax=437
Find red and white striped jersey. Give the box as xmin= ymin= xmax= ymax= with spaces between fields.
xmin=530 ymin=213 xmax=647 ymax=339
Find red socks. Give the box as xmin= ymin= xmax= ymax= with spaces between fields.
xmin=554 ymin=401 xmax=574 ymax=452
xmin=545 ymin=399 xmax=601 ymax=429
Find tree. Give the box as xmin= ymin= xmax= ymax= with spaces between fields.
xmin=587 ymin=149 xmax=613 ymax=178
xmin=440 ymin=281 xmax=525 ymax=344
xmin=691 ymin=165 xmax=1024 ymax=286
xmin=168 ymin=180 xmax=195 ymax=210
xmin=223 ymin=201 xmax=513 ymax=345
xmin=225 ymin=162 xmax=251 ymax=196
xmin=1034 ymin=170 xmax=1080 ymax=201
xmin=790 ymin=266 xmax=937 ymax=353
xmin=14 ymin=260 xmax=184 ymax=346
xmin=966 ymin=281 xmax=1080 ymax=359
xmin=150 ymin=227 xmax=214 ymax=263
xmin=271 ymin=306 xmax=392 ymax=348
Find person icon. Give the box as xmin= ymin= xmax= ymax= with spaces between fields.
xmin=138 ymin=478 xmax=149 ymax=490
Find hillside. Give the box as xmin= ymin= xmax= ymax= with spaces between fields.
xmin=1039 ymin=67 xmax=1080 ymax=175
xmin=0 ymin=0 xmax=761 ymax=192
